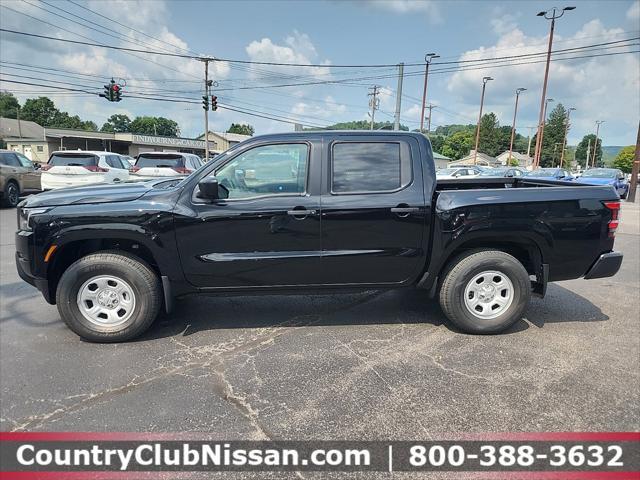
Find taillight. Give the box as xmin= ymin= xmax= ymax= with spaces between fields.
xmin=41 ymin=164 xmax=52 ymax=171
xmin=130 ymin=166 xmax=141 ymax=173
xmin=172 ymin=167 xmax=191 ymax=174
xmin=604 ymin=201 xmax=621 ymax=238
xmin=83 ymin=165 xmax=108 ymax=173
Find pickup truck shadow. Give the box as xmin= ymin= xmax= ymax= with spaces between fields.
xmin=139 ymin=283 xmax=609 ymax=342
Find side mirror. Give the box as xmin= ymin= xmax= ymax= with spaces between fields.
xmin=197 ymin=176 xmax=229 ymax=200
xmin=33 ymin=163 xmax=41 ymax=170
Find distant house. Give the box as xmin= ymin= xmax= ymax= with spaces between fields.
xmin=452 ymin=150 xmax=498 ymax=167
xmin=197 ymin=131 xmax=252 ymax=155
xmin=496 ymin=151 xmax=534 ymax=169
xmin=433 ymin=151 xmax=451 ymax=169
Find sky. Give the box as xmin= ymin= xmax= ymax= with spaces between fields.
xmin=0 ymin=0 xmax=638 ymax=146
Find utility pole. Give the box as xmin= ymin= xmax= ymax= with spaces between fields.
xmin=420 ymin=53 xmax=439 ymax=134
xmin=426 ymin=104 xmax=435 ymax=133
xmin=508 ymin=88 xmax=527 ymax=163
xmin=526 ymin=126 xmax=536 ymax=158
xmin=559 ymin=107 xmax=575 ymax=168
xmin=537 ymin=98 xmax=554 ymax=166
xmin=368 ymin=86 xmax=380 ymax=130
xmin=585 ymin=138 xmax=591 ymax=170
xmin=628 ymin=121 xmax=639 ymax=203
xmin=393 ymin=63 xmax=404 ymax=131
xmin=591 ymin=120 xmax=605 ymax=167
xmin=533 ymin=6 xmax=576 ymax=167
xmin=473 ymin=76 xmax=493 ymax=164
xmin=203 ymin=59 xmax=210 ymax=162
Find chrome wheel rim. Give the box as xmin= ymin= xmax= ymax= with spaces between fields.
xmin=7 ymin=184 xmax=18 ymax=205
xmin=76 ymin=275 xmax=136 ymax=328
xmin=463 ymin=270 xmax=514 ymax=319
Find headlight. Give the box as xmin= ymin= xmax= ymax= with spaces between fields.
xmin=17 ymin=207 xmax=51 ymax=232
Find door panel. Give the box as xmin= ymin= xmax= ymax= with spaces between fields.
xmin=175 ymin=141 xmax=322 ymax=289
xmin=319 ymin=136 xmax=428 ymax=285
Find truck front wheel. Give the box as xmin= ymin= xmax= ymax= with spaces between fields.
xmin=438 ymin=250 xmax=531 ymax=334
xmin=56 ymin=251 xmax=162 ymax=342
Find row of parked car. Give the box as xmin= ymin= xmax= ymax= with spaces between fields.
xmin=0 ymin=149 xmax=205 ymax=207
xmin=435 ymin=165 xmax=631 ymax=198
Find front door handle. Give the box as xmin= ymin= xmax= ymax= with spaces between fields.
xmin=287 ymin=208 xmax=316 ymax=219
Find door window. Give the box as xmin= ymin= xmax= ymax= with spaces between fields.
xmin=214 ymin=143 xmax=309 ymax=199
xmin=331 ymin=142 xmax=409 ymax=193
xmin=106 ymin=155 xmax=123 ymax=169
xmin=15 ymin=153 xmax=34 ymax=168
xmin=0 ymin=152 xmax=20 ymax=167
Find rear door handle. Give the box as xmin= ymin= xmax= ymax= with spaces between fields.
xmin=287 ymin=208 xmax=316 ymax=219
xmin=391 ymin=207 xmax=420 ymax=217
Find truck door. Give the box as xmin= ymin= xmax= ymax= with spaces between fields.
xmin=175 ymin=141 xmax=322 ymax=288
xmin=319 ymin=136 xmax=427 ymax=285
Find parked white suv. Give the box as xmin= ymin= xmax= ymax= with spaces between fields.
xmin=129 ymin=152 xmax=203 ymax=181
xmin=41 ymin=151 xmax=130 ymax=190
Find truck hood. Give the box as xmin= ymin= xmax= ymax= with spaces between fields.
xmin=19 ymin=182 xmax=154 ymax=208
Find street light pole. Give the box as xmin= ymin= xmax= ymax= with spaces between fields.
xmin=419 ymin=53 xmax=439 ymax=134
xmin=533 ymin=6 xmax=576 ymax=167
xmin=591 ymin=120 xmax=605 ymax=167
xmin=537 ymin=97 xmax=554 ymax=166
xmin=473 ymin=76 xmax=493 ymax=165
xmin=628 ymin=121 xmax=639 ymax=203
xmin=559 ymin=107 xmax=576 ymax=168
xmin=508 ymin=88 xmax=526 ymax=163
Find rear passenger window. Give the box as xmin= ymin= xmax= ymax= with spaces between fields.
xmin=331 ymin=142 xmax=409 ymax=194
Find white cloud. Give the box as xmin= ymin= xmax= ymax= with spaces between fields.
xmin=362 ymin=0 xmax=442 ymax=22
xmin=627 ymin=1 xmax=640 ymax=20
xmin=446 ymin=19 xmax=639 ymax=144
xmin=291 ymin=95 xmax=347 ymax=123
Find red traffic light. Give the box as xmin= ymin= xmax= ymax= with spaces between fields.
xmin=112 ymin=85 xmax=120 ymax=92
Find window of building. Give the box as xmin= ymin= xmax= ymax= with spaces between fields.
xmin=36 ymin=145 xmax=44 ymax=153
xmin=331 ymin=142 xmax=410 ymax=194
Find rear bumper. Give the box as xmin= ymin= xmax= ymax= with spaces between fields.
xmin=584 ymin=252 xmax=623 ymax=280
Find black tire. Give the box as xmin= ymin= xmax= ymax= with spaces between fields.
xmin=620 ymin=190 xmax=627 ymax=199
xmin=3 ymin=181 xmax=20 ymax=208
xmin=56 ymin=251 xmax=162 ymax=342
xmin=438 ymin=250 xmax=531 ymax=334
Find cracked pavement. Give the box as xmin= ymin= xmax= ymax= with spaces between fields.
xmin=1 ymin=202 xmax=639 ymax=477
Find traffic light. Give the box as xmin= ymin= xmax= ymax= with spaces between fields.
xmin=100 ymin=83 xmax=112 ymax=101
xmin=113 ymin=83 xmax=122 ymax=102
xmin=202 ymin=95 xmax=209 ymax=111
xmin=211 ymin=95 xmax=218 ymax=111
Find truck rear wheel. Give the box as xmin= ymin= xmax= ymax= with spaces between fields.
xmin=56 ymin=251 xmax=162 ymax=342
xmin=438 ymin=250 xmax=531 ymax=334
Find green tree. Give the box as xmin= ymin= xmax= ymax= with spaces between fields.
xmin=129 ymin=116 xmax=180 ymax=137
xmin=101 ymin=114 xmax=131 ymax=133
xmin=227 ymin=123 xmax=254 ymax=136
xmin=575 ymin=134 xmax=603 ymax=168
xmin=20 ymin=97 xmax=60 ymax=126
xmin=612 ymin=145 xmax=635 ymax=173
xmin=428 ymin=134 xmax=445 ymax=154
xmin=0 ymin=92 xmax=20 ymax=119
xmin=476 ymin=112 xmax=501 ymax=157
xmin=532 ymin=104 xmax=568 ymax=167
xmin=311 ymin=120 xmax=409 ymax=131
xmin=441 ymin=130 xmax=474 ymax=160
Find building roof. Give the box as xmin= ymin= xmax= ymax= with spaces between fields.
xmin=0 ymin=117 xmax=44 ymax=140
xmin=433 ymin=151 xmax=451 ymax=160
xmin=198 ymin=131 xmax=252 ymax=143
xmin=455 ymin=150 xmax=498 ymax=166
xmin=496 ymin=151 xmax=534 ymax=164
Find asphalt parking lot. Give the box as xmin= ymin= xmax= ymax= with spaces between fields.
xmin=1 ymin=199 xmax=638 ymax=447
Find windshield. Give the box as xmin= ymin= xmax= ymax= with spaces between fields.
xmin=48 ymin=153 xmax=98 ymax=167
xmin=436 ymin=168 xmax=458 ymax=175
xmin=480 ymin=169 xmax=507 ymax=176
xmin=526 ymin=168 xmax=556 ymax=177
xmin=136 ymin=154 xmax=184 ymax=168
xmin=582 ymin=169 xmax=618 ymax=178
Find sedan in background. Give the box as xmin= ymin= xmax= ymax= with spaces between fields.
xmin=41 ymin=151 xmax=130 ymax=190
xmin=524 ymin=167 xmax=575 ymax=182
xmin=576 ymin=168 xmax=629 ymax=199
xmin=436 ymin=166 xmax=482 ymax=179
xmin=129 ymin=152 xmax=203 ymax=181
xmin=479 ymin=167 xmax=526 ymax=178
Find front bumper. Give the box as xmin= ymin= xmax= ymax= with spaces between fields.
xmin=15 ymin=231 xmax=53 ymax=303
xmin=584 ymin=252 xmax=623 ymax=280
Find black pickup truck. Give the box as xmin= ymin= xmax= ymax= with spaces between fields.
xmin=15 ymin=132 xmax=623 ymax=342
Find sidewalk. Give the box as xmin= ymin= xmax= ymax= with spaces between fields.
xmin=620 ymin=200 xmax=639 ymax=236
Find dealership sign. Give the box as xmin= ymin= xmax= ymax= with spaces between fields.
xmin=132 ymin=135 xmax=206 ymax=149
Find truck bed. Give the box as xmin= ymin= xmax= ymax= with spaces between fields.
xmin=435 ymin=177 xmax=601 ymax=191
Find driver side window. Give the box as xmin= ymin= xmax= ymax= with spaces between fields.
xmin=214 ymin=143 xmax=309 ymax=199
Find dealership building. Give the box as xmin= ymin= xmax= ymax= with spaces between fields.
xmin=0 ymin=117 xmax=240 ymax=163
